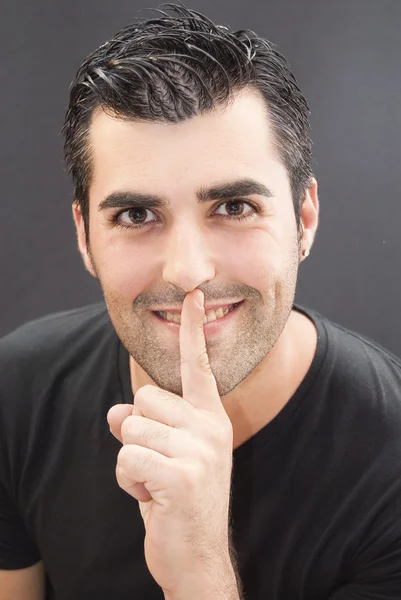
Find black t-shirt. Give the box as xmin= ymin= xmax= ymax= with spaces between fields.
xmin=0 ymin=302 xmax=400 ymax=600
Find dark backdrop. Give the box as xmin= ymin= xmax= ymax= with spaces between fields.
xmin=1 ymin=0 xmax=400 ymax=355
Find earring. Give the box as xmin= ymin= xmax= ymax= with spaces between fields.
xmin=302 ymin=248 xmax=310 ymax=258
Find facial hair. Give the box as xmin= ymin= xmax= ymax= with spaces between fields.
xmin=89 ymin=238 xmax=300 ymax=398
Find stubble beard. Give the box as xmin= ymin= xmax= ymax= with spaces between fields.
xmin=93 ymin=245 xmax=300 ymax=399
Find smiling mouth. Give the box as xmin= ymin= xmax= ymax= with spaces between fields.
xmin=154 ymin=301 xmax=243 ymax=325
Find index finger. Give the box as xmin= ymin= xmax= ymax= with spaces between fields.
xmin=179 ymin=289 xmax=220 ymax=409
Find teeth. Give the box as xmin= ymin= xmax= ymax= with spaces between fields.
xmin=159 ymin=304 xmax=236 ymax=325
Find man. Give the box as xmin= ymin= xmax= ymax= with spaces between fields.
xmin=1 ymin=3 xmax=400 ymax=599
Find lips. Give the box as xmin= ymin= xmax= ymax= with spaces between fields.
xmin=154 ymin=301 xmax=243 ymax=325
xmin=153 ymin=301 xmax=243 ymax=314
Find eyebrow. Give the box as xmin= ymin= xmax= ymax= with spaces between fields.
xmin=97 ymin=178 xmax=274 ymax=211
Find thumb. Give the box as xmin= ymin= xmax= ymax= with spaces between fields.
xmin=107 ymin=404 xmax=133 ymax=443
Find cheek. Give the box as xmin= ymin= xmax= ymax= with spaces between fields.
xmin=93 ymin=236 xmax=157 ymax=298
xmin=92 ymin=220 xmax=290 ymax=298
xmin=217 ymin=228 xmax=281 ymax=290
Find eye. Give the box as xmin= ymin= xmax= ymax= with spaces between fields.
xmin=110 ymin=199 xmax=260 ymax=231
xmin=214 ymin=200 xmax=255 ymax=219
xmin=117 ymin=207 xmax=157 ymax=227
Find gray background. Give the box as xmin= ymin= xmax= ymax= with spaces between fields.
xmin=1 ymin=0 xmax=400 ymax=355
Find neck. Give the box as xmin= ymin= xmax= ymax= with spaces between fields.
xmin=129 ymin=308 xmax=317 ymax=450
xmin=222 ymin=309 xmax=317 ymax=448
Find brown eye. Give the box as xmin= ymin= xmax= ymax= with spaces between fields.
xmin=225 ymin=201 xmax=245 ymax=216
xmin=118 ymin=207 xmax=157 ymax=226
xmin=214 ymin=201 xmax=254 ymax=218
xmin=128 ymin=208 xmax=148 ymax=223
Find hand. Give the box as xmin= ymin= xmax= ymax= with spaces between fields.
xmin=107 ymin=290 xmax=235 ymax=595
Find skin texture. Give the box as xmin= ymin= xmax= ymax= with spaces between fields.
xmin=72 ymin=87 xmax=319 ymax=596
xmin=108 ymin=290 xmax=238 ymax=596
xmin=72 ymin=88 xmax=319 ymax=448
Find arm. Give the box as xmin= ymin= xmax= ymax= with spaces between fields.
xmin=163 ymin=547 xmax=244 ymax=600
xmin=0 ymin=561 xmax=45 ymax=600
xmin=0 ymin=478 xmax=43 ymax=597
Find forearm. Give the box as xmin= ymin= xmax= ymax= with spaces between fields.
xmin=165 ymin=587 xmax=240 ymax=600
xmin=164 ymin=577 xmax=241 ymax=600
xmin=163 ymin=554 xmax=243 ymax=600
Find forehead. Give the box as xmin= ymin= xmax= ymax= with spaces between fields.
xmin=88 ymin=89 xmax=285 ymax=199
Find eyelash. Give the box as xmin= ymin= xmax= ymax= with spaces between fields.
xmin=109 ymin=200 xmax=259 ymax=232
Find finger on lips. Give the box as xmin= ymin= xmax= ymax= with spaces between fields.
xmin=109 ymin=289 xmax=222 ymax=457
xmin=179 ymin=289 xmax=220 ymax=408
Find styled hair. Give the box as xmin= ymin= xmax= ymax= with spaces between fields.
xmin=62 ymin=2 xmax=314 ymax=243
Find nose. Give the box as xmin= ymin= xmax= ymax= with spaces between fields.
xmin=162 ymin=223 xmax=215 ymax=292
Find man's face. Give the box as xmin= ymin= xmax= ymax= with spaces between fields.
xmin=74 ymin=90 xmax=306 ymax=397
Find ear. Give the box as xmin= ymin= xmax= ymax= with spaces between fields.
xmin=71 ymin=201 xmax=97 ymax=278
xmin=299 ymin=177 xmax=319 ymax=261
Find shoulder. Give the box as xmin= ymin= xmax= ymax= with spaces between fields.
xmin=301 ymin=303 xmax=401 ymax=389
xmin=0 ymin=302 xmax=122 ymax=470
xmin=298 ymin=304 xmax=401 ymax=436
xmin=325 ymin=311 xmax=401 ymax=374
xmin=0 ymin=302 xmax=109 ymax=361
xmin=324 ymin=310 xmax=401 ymax=405
xmin=298 ymin=308 xmax=401 ymax=566
xmin=0 ymin=302 xmax=114 ymax=399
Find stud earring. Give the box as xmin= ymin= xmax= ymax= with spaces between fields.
xmin=302 ymin=248 xmax=310 ymax=258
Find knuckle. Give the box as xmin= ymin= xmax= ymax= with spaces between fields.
xmin=120 ymin=415 xmax=134 ymax=441
xmin=118 ymin=444 xmax=153 ymax=474
xmin=117 ymin=445 xmax=133 ymax=475
xmin=133 ymin=384 xmax=153 ymax=406
xmin=121 ymin=416 xmax=169 ymax=445
xmin=139 ymin=449 xmax=153 ymax=470
xmin=142 ymin=423 xmax=169 ymax=442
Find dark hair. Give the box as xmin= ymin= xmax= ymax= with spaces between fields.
xmin=62 ymin=2 xmax=313 ymax=243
